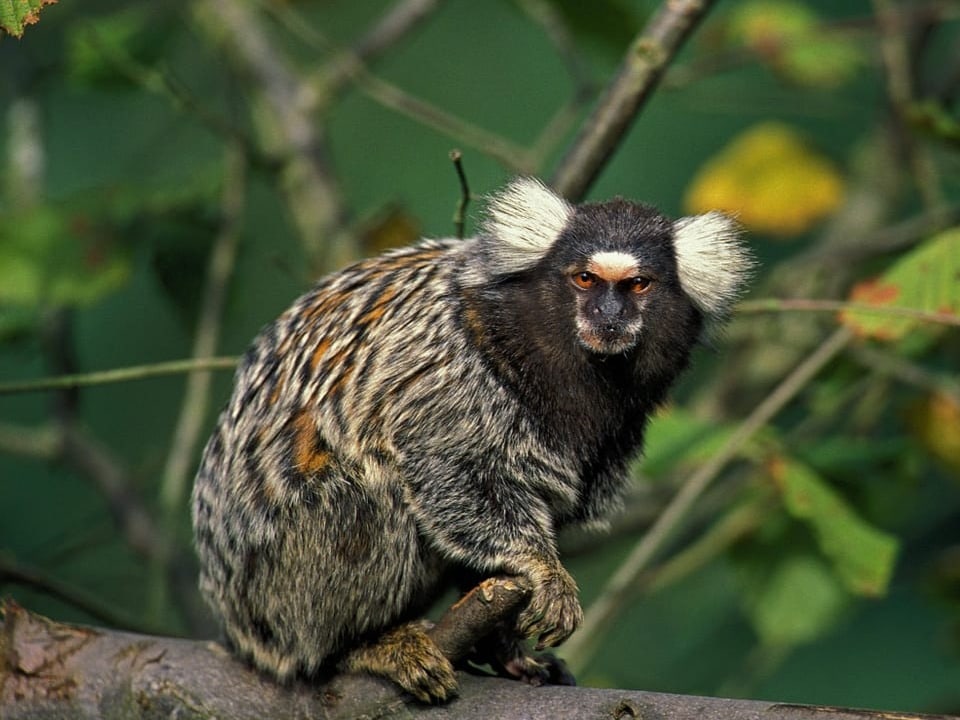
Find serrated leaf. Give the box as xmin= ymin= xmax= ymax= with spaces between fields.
xmin=768 ymin=456 xmax=898 ymax=596
xmin=839 ymin=228 xmax=960 ymax=341
xmin=0 ymin=0 xmax=57 ymax=38
xmin=684 ymin=123 xmax=844 ymax=237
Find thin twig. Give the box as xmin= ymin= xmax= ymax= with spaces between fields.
xmin=872 ymin=0 xmax=945 ymax=210
xmin=81 ymin=25 xmax=271 ymax=172
xmin=353 ymin=0 xmax=443 ymax=64
xmin=850 ymin=344 xmax=960 ymax=403
xmin=449 ymin=149 xmax=470 ymax=239
xmin=0 ymin=554 xmax=159 ymax=634
xmin=737 ymin=298 xmax=960 ymax=328
xmin=796 ymin=203 xmax=960 ymax=265
xmin=159 ymin=144 xmax=246 ymax=517
xmin=513 ymin=0 xmax=593 ymax=96
xmin=0 ymin=422 xmax=58 ymax=457
xmin=562 ymin=327 xmax=853 ymax=674
xmin=0 ymin=357 xmax=239 ymax=396
xmin=551 ymin=0 xmax=720 ymax=201
xmin=57 ymin=424 xmax=166 ymax=562
xmin=194 ymin=0 xmax=350 ymax=271
xmin=344 ymin=67 xmax=534 ymax=171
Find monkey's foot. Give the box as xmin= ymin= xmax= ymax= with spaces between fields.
xmin=471 ymin=631 xmax=577 ymax=687
xmin=341 ymin=622 xmax=458 ymax=703
xmin=501 ymin=649 xmax=576 ymax=687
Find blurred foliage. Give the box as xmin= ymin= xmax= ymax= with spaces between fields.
xmin=2 ymin=0 xmax=960 ymax=714
xmin=726 ymin=0 xmax=865 ymax=88
xmin=685 ymin=122 xmax=844 ymax=237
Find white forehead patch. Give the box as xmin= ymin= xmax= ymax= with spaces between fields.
xmin=587 ymin=251 xmax=638 ymax=281
xmin=480 ymin=177 xmax=573 ymax=276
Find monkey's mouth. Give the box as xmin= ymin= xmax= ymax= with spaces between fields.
xmin=577 ymin=325 xmax=638 ymax=355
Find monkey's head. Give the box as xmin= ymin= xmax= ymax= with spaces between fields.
xmin=471 ymin=177 xmax=753 ymax=359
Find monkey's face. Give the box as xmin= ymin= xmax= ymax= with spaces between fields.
xmin=567 ymin=250 xmax=654 ymax=354
xmin=551 ymin=201 xmax=684 ymax=357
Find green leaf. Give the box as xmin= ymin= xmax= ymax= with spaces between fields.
xmin=726 ymin=0 xmax=863 ymax=89
xmin=67 ymin=7 xmax=175 ymax=89
xmin=840 ymin=228 xmax=960 ymax=341
xmin=744 ymin=553 xmax=848 ymax=646
xmin=0 ymin=0 xmax=57 ymax=38
xmin=641 ymin=408 xmax=749 ymax=478
xmin=768 ymin=456 xmax=899 ymax=596
xmin=0 ymin=205 xmax=131 ymax=308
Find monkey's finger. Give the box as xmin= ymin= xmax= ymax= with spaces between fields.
xmin=516 ymin=606 xmax=546 ymax=636
xmin=534 ymin=627 xmax=569 ymax=651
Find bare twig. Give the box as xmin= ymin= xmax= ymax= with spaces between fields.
xmin=513 ymin=0 xmax=592 ymax=95
xmin=850 ymin=344 xmax=960 ymax=403
xmin=6 ymin=98 xmax=44 ymax=206
xmin=50 ymin=424 xmax=165 ymax=563
xmin=159 ymin=144 xmax=246 ymax=518
xmin=737 ymin=298 xmax=960 ymax=328
xmin=551 ymin=0 xmax=720 ymax=201
xmin=0 ymin=358 xmax=239 ymax=396
xmin=341 ymin=67 xmax=535 ymax=171
xmin=194 ymin=0 xmax=349 ymax=271
xmin=81 ymin=25 xmax=269 ymax=171
xmin=449 ymin=149 xmax=470 ymax=239
xmin=353 ymin=0 xmax=444 ymax=64
xmin=147 ymin=144 xmax=247 ymax=626
xmin=0 ymin=555 xmax=157 ymax=634
xmin=563 ymin=328 xmax=854 ymax=674
xmin=264 ymin=0 xmax=444 ymax=98
xmin=0 ymin=422 xmax=58 ymax=457
xmin=872 ymin=0 xmax=945 ymax=210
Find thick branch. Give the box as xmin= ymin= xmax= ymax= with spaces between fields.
xmin=2 ymin=595 xmax=951 ymax=720
xmin=551 ymin=0 xmax=718 ymax=201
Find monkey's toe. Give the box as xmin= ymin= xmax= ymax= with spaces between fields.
xmin=341 ymin=621 xmax=459 ymax=703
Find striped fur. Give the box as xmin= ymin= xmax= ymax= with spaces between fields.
xmin=191 ymin=179 xmax=751 ymax=700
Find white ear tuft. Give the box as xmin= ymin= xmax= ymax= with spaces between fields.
xmin=673 ymin=212 xmax=753 ymax=317
xmin=480 ymin=177 xmax=573 ymax=276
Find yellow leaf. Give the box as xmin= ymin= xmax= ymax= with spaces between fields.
xmin=685 ymin=122 xmax=844 ymax=237
xmin=906 ymin=393 xmax=960 ymax=480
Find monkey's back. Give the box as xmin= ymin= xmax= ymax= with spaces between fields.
xmin=192 ymin=239 xmax=479 ymax=679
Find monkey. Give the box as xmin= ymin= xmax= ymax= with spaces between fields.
xmin=191 ymin=177 xmax=752 ymax=702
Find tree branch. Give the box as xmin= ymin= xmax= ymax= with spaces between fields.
xmin=2 ymin=595 xmax=951 ymax=720
xmin=551 ymin=0 xmax=719 ymax=201
xmin=0 ymin=358 xmax=239 ymax=396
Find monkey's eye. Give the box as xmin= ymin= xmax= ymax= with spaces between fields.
xmin=628 ymin=276 xmax=654 ymax=294
xmin=572 ymin=271 xmax=598 ymax=289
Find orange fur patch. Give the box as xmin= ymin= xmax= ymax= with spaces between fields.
xmin=292 ymin=410 xmax=332 ymax=475
xmin=309 ymin=337 xmax=332 ymax=370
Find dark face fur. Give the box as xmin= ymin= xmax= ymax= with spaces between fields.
xmin=542 ymin=200 xmax=690 ymax=356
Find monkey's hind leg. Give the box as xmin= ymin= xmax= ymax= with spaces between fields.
xmin=339 ymin=620 xmax=458 ymax=703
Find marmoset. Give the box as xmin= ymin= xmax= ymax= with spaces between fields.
xmin=192 ymin=177 xmax=752 ymax=701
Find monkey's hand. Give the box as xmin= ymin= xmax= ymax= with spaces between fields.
xmin=515 ymin=560 xmax=583 ymax=651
